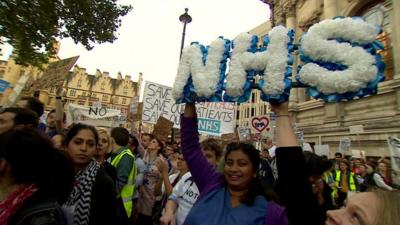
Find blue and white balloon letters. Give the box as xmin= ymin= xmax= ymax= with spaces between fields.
xmin=172 ymin=17 xmax=385 ymax=103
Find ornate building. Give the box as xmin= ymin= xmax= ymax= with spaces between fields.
xmin=236 ymin=21 xmax=272 ymax=128
xmin=39 ymin=66 xmax=142 ymax=117
xmin=0 ymin=47 xmax=142 ymax=119
xmin=0 ymin=56 xmax=52 ymax=107
xmin=257 ymin=0 xmax=400 ymax=156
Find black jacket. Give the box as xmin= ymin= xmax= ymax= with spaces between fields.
xmin=275 ymin=147 xmax=325 ymax=225
xmin=88 ymin=168 xmax=118 ymax=225
xmin=8 ymin=192 xmax=68 ymax=225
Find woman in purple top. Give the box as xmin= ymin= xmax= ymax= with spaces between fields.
xmin=180 ymin=103 xmax=289 ymax=225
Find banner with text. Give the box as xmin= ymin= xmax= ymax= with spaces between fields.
xmin=142 ymin=81 xmax=236 ymax=136
xmin=387 ymin=136 xmax=400 ymax=186
xmin=67 ymin=103 xmax=122 ymax=127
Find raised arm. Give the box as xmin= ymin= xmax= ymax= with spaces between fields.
xmin=271 ymin=102 xmax=299 ymax=148
xmin=271 ymin=101 xmax=323 ymax=225
xmin=181 ymin=103 xmax=223 ymax=194
xmin=156 ymin=157 xmax=173 ymax=196
xmin=55 ymin=86 xmax=64 ymax=134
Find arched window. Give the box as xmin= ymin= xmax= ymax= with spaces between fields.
xmin=359 ymin=4 xmax=393 ymax=80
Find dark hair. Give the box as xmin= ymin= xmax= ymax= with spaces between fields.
xmin=201 ymin=138 xmax=223 ymax=160
xmin=110 ymin=127 xmax=129 ymax=147
xmin=224 ymin=142 xmax=263 ymax=206
xmin=48 ymin=109 xmax=67 ymax=123
xmin=1 ymin=107 xmax=39 ymax=128
xmin=129 ymin=134 xmax=139 ymax=151
xmin=63 ymin=123 xmax=99 ymax=146
xmin=0 ymin=128 xmax=74 ymax=203
xmin=340 ymin=159 xmax=350 ymax=169
xmin=21 ymin=96 xmax=44 ymax=117
xmin=141 ymin=133 xmax=154 ymax=140
xmin=152 ymin=136 xmax=164 ymax=154
xmin=335 ymin=152 xmax=343 ymax=158
xmin=303 ymin=152 xmax=332 ymax=177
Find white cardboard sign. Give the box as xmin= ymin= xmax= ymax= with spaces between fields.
xmin=67 ymin=103 xmax=121 ymax=127
xmin=142 ymin=81 xmax=236 ymax=136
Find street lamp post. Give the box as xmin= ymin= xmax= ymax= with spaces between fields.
xmin=179 ymin=8 xmax=192 ymax=59
xmin=171 ymin=8 xmax=192 ymax=143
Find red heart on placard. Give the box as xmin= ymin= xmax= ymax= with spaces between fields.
xmin=251 ymin=117 xmax=270 ymax=133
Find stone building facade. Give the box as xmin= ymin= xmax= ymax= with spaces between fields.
xmin=0 ymin=56 xmax=49 ymax=106
xmin=0 ymin=52 xmax=141 ymax=119
xmin=39 ymin=65 xmax=142 ymax=117
xmin=257 ymin=0 xmax=400 ymax=156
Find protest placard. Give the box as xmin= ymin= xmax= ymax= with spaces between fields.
xmin=237 ymin=127 xmax=251 ymax=142
xmin=387 ymin=136 xmax=400 ymax=185
xmin=339 ymin=138 xmax=351 ymax=152
xmin=130 ymin=96 xmax=139 ymax=113
xmin=153 ymin=116 xmax=174 ymax=142
xmin=221 ymin=133 xmax=238 ymax=142
xmin=34 ymin=56 xmax=79 ymax=89
xmin=250 ymin=115 xmax=272 ymax=139
xmin=142 ymin=81 xmax=236 ymax=136
xmin=196 ymin=102 xmax=236 ymax=136
xmin=142 ymin=81 xmax=182 ymax=127
xmin=67 ymin=103 xmax=121 ymax=127
xmin=351 ymin=149 xmax=365 ymax=159
xmin=314 ymin=145 xmax=330 ymax=157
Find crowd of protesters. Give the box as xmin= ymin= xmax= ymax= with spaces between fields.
xmin=0 ymin=96 xmax=399 ymax=225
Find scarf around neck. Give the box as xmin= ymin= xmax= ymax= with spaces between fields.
xmin=0 ymin=184 xmax=38 ymax=225
xmin=64 ymin=159 xmax=100 ymax=225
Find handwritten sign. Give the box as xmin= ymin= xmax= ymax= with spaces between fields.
xmin=196 ymin=102 xmax=236 ymax=136
xmin=142 ymin=81 xmax=182 ymax=127
xmin=339 ymin=138 xmax=351 ymax=152
xmin=67 ymin=103 xmax=121 ymax=127
xmin=142 ymin=81 xmax=236 ymax=136
xmin=250 ymin=115 xmax=272 ymax=139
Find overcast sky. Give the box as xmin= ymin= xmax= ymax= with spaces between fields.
xmin=2 ymin=0 xmax=270 ymax=90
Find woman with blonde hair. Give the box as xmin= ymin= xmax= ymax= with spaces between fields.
xmin=326 ymin=189 xmax=400 ymax=225
xmin=95 ymin=128 xmax=117 ymax=183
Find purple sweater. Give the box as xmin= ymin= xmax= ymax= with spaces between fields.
xmin=181 ymin=116 xmax=288 ymax=225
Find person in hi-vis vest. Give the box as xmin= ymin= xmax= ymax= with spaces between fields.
xmin=334 ymin=159 xmax=356 ymax=207
xmin=109 ymin=127 xmax=137 ymax=218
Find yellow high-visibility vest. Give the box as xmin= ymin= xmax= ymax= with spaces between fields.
xmin=335 ymin=170 xmax=356 ymax=192
xmin=111 ymin=149 xmax=137 ymax=217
